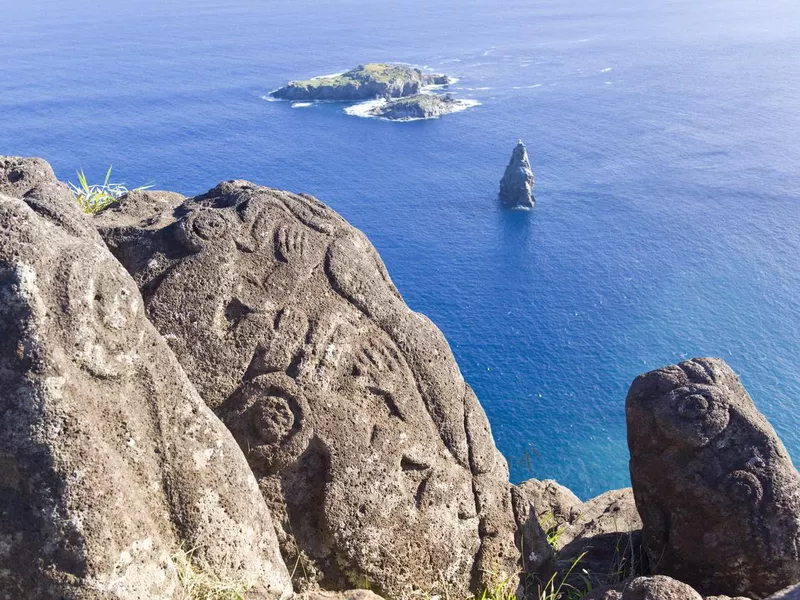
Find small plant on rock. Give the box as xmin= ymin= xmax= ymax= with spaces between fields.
xmin=173 ymin=546 xmax=249 ymax=600
xmin=536 ymin=552 xmax=591 ymax=600
xmin=69 ymin=166 xmax=151 ymax=214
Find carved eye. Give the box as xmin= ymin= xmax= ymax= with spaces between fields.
xmin=176 ymin=209 xmax=230 ymax=251
xmin=190 ymin=210 xmax=228 ymax=240
xmin=726 ymin=470 xmax=764 ymax=505
xmin=678 ymin=393 xmax=709 ymax=419
xmin=219 ymin=373 xmax=312 ymax=474
xmin=247 ymin=393 xmax=297 ymax=445
xmin=662 ymin=385 xmax=730 ymax=447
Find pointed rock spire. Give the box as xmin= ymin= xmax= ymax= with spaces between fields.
xmin=499 ymin=139 xmax=535 ymax=208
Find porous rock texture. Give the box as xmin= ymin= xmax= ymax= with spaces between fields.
xmin=584 ymin=575 xmax=703 ymax=600
xmin=627 ymin=358 xmax=800 ymax=599
xmin=518 ymin=480 xmax=644 ymax=589
xmin=95 ymin=179 xmax=553 ymax=598
xmin=0 ymin=159 xmax=291 ymax=599
xmin=498 ymin=140 xmax=535 ymax=209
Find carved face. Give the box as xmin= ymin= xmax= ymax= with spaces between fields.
xmin=65 ymin=247 xmax=146 ymax=378
xmin=137 ymin=184 xmax=500 ymax=593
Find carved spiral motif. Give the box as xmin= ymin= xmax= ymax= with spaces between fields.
xmin=661 ymin=384 xmax=731 ymax=447
xmin=725 ymin=470 xmax=764 ymax=505
xmin=220 ymin=373 xmax=312 ymax=474
xmin=176 ymin=209 xmax=230 ymax=252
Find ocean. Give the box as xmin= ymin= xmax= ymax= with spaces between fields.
xmin=2 ymin=0 xmax=799 ymax=498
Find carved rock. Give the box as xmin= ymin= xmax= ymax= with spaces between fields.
xmin=627 ymin=358 xmax=800 ymax=598
xmin=0 ymin=173 xmax=291 ymax=598
xmin=94 ymin=178 xmax=553 ymax=598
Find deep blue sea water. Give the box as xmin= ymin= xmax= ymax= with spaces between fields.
xmin=3 ymin=0 xmax=799 ymax=498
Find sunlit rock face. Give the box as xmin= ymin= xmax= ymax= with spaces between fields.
xmin=499 ymin=140 xmax=535 ymax=209
xmin=96 ymin=180 xmax=553 ymax=598
xmin=627 ymin=357 xmax=800 ymax=599
xmin=0 ymin=163 xmax=291 ymax=599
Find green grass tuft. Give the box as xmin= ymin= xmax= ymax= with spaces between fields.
xmin=539 ymin=511 xmax=570 ymax=551
xmin=536 ymin=552 xmax=591 ymax=600
xmin=69 ymin=165 xmax=151 ymax=214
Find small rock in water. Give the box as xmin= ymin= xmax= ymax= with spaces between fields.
xmin=499 ymin=139 xmax=535 ymax=208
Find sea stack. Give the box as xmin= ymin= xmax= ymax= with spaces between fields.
xmin=499 ymin=139 xmax=535 ymax=209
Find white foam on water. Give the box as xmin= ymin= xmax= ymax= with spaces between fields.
xmin=604 ymin=81 xmax=613 ymax=85
xmin=261 ymin=94 xmax=280 ymax=102
xmin=291 ymin=102 xmax=313 ymax=108
xmin=310 ymin=71 xmax=346 ymax=80
xmin=451 ymin=98 xmax=481 ymax=111
xmin=343 ymin=98 xmax=388 ymax=118
xmin=344 ymin=97 xmax=480 ymax=122
xmin=601 ymin=67 xmax=613 ymax=73
xmin=422 ymin=77 xmax=459 ymax=92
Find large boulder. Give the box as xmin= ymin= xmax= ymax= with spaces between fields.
xmin=584 ymin=575 xmax=703 ymax=600
xmin=518 ymin=480 xmax=643 ymax=589
xmin=627 ymin=358 xmax=800 ymax=598
xmin=94 ymin=179 xmax=553 ymax=598
xmin=0 ymin=167 xmax=291 ymax=598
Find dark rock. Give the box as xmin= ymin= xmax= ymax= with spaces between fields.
xmin=519 ymin=481 xmax=644 ymax=590
xmin=367 ymin=94 xmax=472 ymax=121
xmin=93 ymin=179 xmax=554 ymax=597
xmin=271 ymin=63 xmax=451 ymax=102
xmin=627 ymin=358 xmax=800 ymax=598
xmin=557 ymin=489 xmax=644 ymax=590
xmin=0 ymin=182 xmax=291 ymax=597
xmin=499 ymin=140 xmax=535 ymax=208
xmin=584 ymin=575 xmax=703 ymax=600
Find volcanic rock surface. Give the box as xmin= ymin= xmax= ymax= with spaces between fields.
xmin=584 ymin=575 xmax=703 ymax=600
xmin=0 ymin=161 xmax=291 ymax=599
xmin=627 ymin=358 xmax=800 ymax=598
xmin=94 ymin=179 xmax=553 ymax=598
xmin=519 ymin=480 xmax=644 ymax=590
xmin=499 ymin=140 xmax=535 ymax=208
xmin=367 ymin=94 xmax=472 ymax=121
xmin=270 ymin=63 xmax=451 ymax=102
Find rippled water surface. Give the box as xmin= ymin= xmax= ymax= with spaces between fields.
xmin=3 ymin=0 xmax=799 ymax=497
